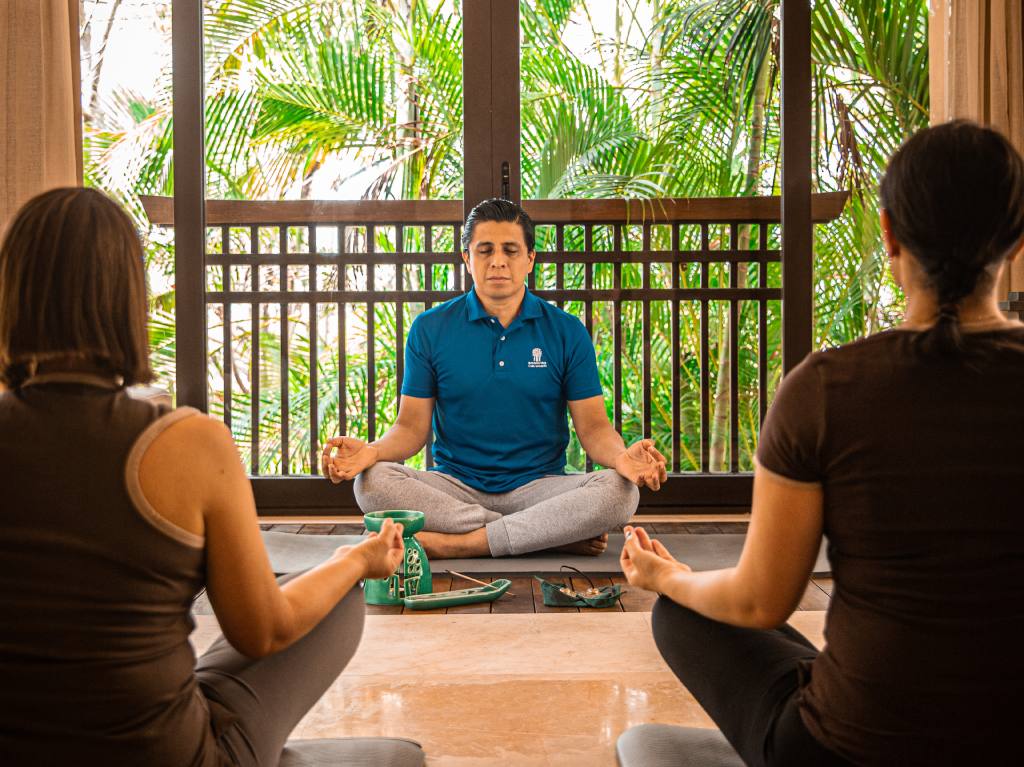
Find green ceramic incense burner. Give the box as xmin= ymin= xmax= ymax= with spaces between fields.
xmin=362 ymin=510 xmax=432 ymax=605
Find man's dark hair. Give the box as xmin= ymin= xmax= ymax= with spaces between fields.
xmin=461 ymin=198 xmax=536 ymax=252
xmin=0 ymin=187 xmax=153 ymax=388
xmin=879 ymin=120 xmax=1024 ymax=355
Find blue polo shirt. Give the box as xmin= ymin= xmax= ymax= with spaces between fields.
xmin=401 ymin=287 xmax=603 ymax=493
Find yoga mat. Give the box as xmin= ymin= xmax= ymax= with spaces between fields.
xmin=258 ymin=530 xmax=831 ymax=576
xmin=192 ymin=532 xmax=830 ymax=614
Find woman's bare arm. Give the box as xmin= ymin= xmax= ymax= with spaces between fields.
xmin=621 ymin=465 xmax=823 ymax=628
xmin=140 ymin=415 xmax=402 ymax=657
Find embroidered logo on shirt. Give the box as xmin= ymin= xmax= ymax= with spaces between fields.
xmin=528 ymin=348 xmax=548 ymax=368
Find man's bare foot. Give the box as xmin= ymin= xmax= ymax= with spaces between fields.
xmin=416 ymin=529 xmax=491 ymax=559
xmin=550 ymin=532 xmax=609 ymax=557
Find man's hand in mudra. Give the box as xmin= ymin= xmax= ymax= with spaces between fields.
xmin=614 ymin=439 xmax=668 ymax=490
xmin=321 ymin=436 xmax=380 ymax=483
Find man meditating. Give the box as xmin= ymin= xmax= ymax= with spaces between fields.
xmin=322 ymin=198 xmax=667 ymax=559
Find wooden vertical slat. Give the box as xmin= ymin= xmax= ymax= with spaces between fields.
xmin=555 ymin=224 xmax=565 ymax=309
xmin=366 ymin=224 xmax=377 ymax=442
xmin=584 ymin=224 xmax=594 ymax=473
xmin=730 ymin=301 xmax=740 ymax=473
xmin=250 ymin=225 xmax=259 ymax=474
xmin=221 ymin=227 xmax=232 ymax=431
xmin=309 ymin=225 xmax=319 ymax=474
xmin=759 ymin=225 xmax=769 ymax=424
xmin=171 ymin=0 xmax=207 ymax=412
xmin=424 ymin=225 xmax=435 ymax=469
xmin=700 ymin=224 xmax=710 ymax=471
xmin=463 ymin=0 xmax=492 ymax=209
xmin=730 ymin=223 xmax=740 ymax=473
xmin=279 ymin=227 xmax=290 ymax=474
xmin=338 ymin=225 xmax=347 ymax=438
xmin=781 ymin=0 xmax=814 ymax=373
xmin=642 ymin=223 xmax=652 ymax=440
xmin=613 ymin=225 xmax=623 ymax=434
xmin=671 ymin=223 xmax=681 ymax=472
xmin=396 ymin=226 xmax=405 ymax=409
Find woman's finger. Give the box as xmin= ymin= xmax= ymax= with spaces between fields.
xmin=624 ymin=532 xmax=643 ymax=558
xmin=633 ymin=526 xmax=655 ymax=551
xmin=652 ymin=538 xmax=675 ymax=561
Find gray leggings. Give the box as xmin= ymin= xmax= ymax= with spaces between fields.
xmin=195 ymin=574 xmax=365 ymax=766
xmin=354 ymin=463 xmax=639 ymax=556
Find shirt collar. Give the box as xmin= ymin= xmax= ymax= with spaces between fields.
xmin=466 ymin=286 xmax=543 ymax=323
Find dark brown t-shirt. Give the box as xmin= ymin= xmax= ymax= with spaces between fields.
xmin=0 ymin=380 xmax=232 ymax=766
xmin=757 ymin=324 xmax=1024 ymax=765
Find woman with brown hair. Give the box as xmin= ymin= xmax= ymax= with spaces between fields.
xmin=621 ymin=120 xmax=1024 ymax=765
xmin=0 ymin=188 xmax=416 ymax=765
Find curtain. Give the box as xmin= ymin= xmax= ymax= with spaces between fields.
xmin=930 ymin=0 xmax=1024 ymax=291
xmin=0 ymin=0 xmax=83 ymax=234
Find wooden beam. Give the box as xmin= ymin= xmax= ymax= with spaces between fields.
xmin=463 ymin=0 xmax=492 ymax=213
xmin=251 ymin=474 xmax=755 ymax=516
xmin=781 ymin=0 xmax=814 ymax=374
xmin=171 ymin=0 xmax=207 ymax=411
xmin=140 ymin=192 xmax=849 ymax=227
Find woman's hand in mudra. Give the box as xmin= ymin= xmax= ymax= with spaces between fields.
xmin=334 ymin=517 xmax=405 ymax=580
xmin=620 ymin=525 xmax=690 ymax=593
xmin=321 ymin=436 xmax=380 ymax=483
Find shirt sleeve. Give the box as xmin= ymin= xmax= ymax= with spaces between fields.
xmin=400 ymin=317 xmax=436 ymax=398
xmin=563 ymin=320 xmax=604 ymax=401
xmin=755 ymin=354 xmax=825 ymax=484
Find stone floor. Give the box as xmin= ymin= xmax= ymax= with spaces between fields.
xmin=190 ymin=611 xmax=827 ymax=766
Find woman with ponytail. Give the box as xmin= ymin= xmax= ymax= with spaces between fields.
xmin=621 ymin=121 xmax=1024 ymax=766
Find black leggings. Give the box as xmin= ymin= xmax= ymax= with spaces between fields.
xmin=651 ymin=597 xmax=852 ymax=767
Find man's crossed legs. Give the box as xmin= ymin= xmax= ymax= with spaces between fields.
xmin=354 ymin=463 xmax=640 ymax=558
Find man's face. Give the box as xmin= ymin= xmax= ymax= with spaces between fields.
xmin=462 ymin=220 xmax=536 ymax=301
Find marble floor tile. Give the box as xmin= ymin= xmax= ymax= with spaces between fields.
xmin=190 ymin=610 xmax=827 ymax=766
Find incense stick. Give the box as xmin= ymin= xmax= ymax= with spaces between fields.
xmin=446 ymin=569 xmax=515 ymax=597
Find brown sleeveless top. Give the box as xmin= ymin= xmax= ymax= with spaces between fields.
xmin=0 ymin=375 xmax=231 ymax=766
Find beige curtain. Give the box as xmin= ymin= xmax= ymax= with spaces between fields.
xmin=0 ymin=0 xmax=83 ymax=233
xmin=930 ymin=0 xmax=1024 ymax=291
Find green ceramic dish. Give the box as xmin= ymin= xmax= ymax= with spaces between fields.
xmin=363 ymin=509 xmax=425 ymax=535
xmin=402 ymin=579 xmax=512 ymax=610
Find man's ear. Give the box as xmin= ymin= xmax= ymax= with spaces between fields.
xmin=461 ymin=250 xmax=471 ymax=268
xmin=528 ymin=250 xmax=536 ymax=270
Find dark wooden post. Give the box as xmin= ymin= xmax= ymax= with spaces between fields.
xmin=171 ymin=0 xmax=208 ymax=410
xmin=780 ymin=0 xmax=813 ymax=373
xmin=463 ymin=0 xmax=521 ymax=218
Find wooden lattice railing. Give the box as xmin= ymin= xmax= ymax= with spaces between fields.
xmin=142 ymin=192 xmax=847 ymax=515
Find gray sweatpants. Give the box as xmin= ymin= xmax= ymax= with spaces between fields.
xmin=354 ymin=463 xmax=639 ymax=556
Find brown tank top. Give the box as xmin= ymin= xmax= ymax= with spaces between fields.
xmin=0 ymin=374 xmax=232 ymax=766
